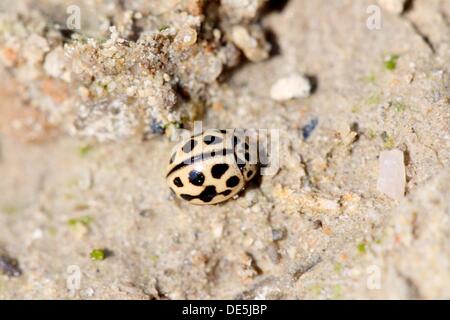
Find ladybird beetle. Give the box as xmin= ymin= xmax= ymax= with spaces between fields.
xmin=166 ymin=129 xmax=258 ymax=205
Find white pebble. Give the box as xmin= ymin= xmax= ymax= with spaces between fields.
xmin=31 ymin=228 xmax=44 ymax=240
xmin=377 ymin=0 xmax=406 ymax=14
xmin=270 ymin=73 xmax=311 ymax=101
xmin=377 ymin=149 xmax=406 ymax=200
xmin=43 ymin=47 xmax=65 ymax=78
xmin=82 ymin=287 xmax=95 ymax=297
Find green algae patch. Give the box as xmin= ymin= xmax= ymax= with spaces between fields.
xmin=384 ymin=54 xmax=399 ymax=71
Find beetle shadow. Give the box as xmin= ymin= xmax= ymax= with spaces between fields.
xmin=233 ymin=166 xmax=264 ymax=203
xmin=246 ymin=168 xmax=264 ymax=191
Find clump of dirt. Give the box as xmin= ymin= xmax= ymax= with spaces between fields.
xmin=0 ymin=0 xmax=271 ymax=141
xmin=0 ymin=249 xmax=22 ymax=278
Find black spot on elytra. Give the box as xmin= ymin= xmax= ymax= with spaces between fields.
xmin=188 ymin=170 xmax=205 ymax=186
xmin=173 ymin=177 xmax=183 ymax=187
xmin=247 ymin=170 xmax=253 ymax=178
xmin=198 ymin=185 xmax=218 ymax=202
xmin=179 ymin=186 xmax=235 ymax=203
xmin=212 ymin=149 xmax=226 ymax=157
xmin=180 ymin=193 xmax=195 ymax=201
xmin=200 ymin=149 xmax=217 ymax=160
xmin=211 ymin=163 xmax=229 ymax=179
xmin=226 ymin=176 xmax=240 ymax=188
xmin=203 ymin=135 xmax=223 ymax=145
xmin=182 ymin=139 xmax=197 ymax=153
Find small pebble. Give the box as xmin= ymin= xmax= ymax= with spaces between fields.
xmin=139 ymin=209 xmax=154 ymax=218
xmin=377 ymin=149 xmax=406 ymax=200
xmin=377 ymin=0 xmax=407 ymax=14
xmin=302 ymin=118 xmax=318 ymax=139
xmin=150 ymin=119 xmax=165 ymax=134
xmin=270 ymin=73 xmax=311 ymax=101
xmin=212 ymin=224 xmax=224 ymax=238
xmin=83 ymin=287 xmax=95 ymax=297
xmin=313 ymin=219 xmax=323 ymax=229
xmin=43 ymin=47 xmax=66 ymax=78
xmin=0 ymin=254 xmax=22 ymax=277
xmin=31 ymin=228 xmax=44 ymax=240
xmin=175 ymin=28 xmax=197 ymax=48
xmin=231 ymin=25 xmax=269 ymax=62
xmin=271 ymin=227 xmax=286 ymax=241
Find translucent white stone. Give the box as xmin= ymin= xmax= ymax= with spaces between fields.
xmin=377 ymin=149 xmax=406 ymax=200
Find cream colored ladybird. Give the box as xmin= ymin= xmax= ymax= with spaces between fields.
xmin=167 ymin=129 xmax=258 ymax=205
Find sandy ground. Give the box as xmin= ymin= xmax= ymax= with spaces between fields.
xmin=0 ymin=0 xmax=449 ymax=299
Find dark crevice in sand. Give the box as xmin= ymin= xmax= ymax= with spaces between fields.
xmin=407 ymin=21 xmax=436 ymax=54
